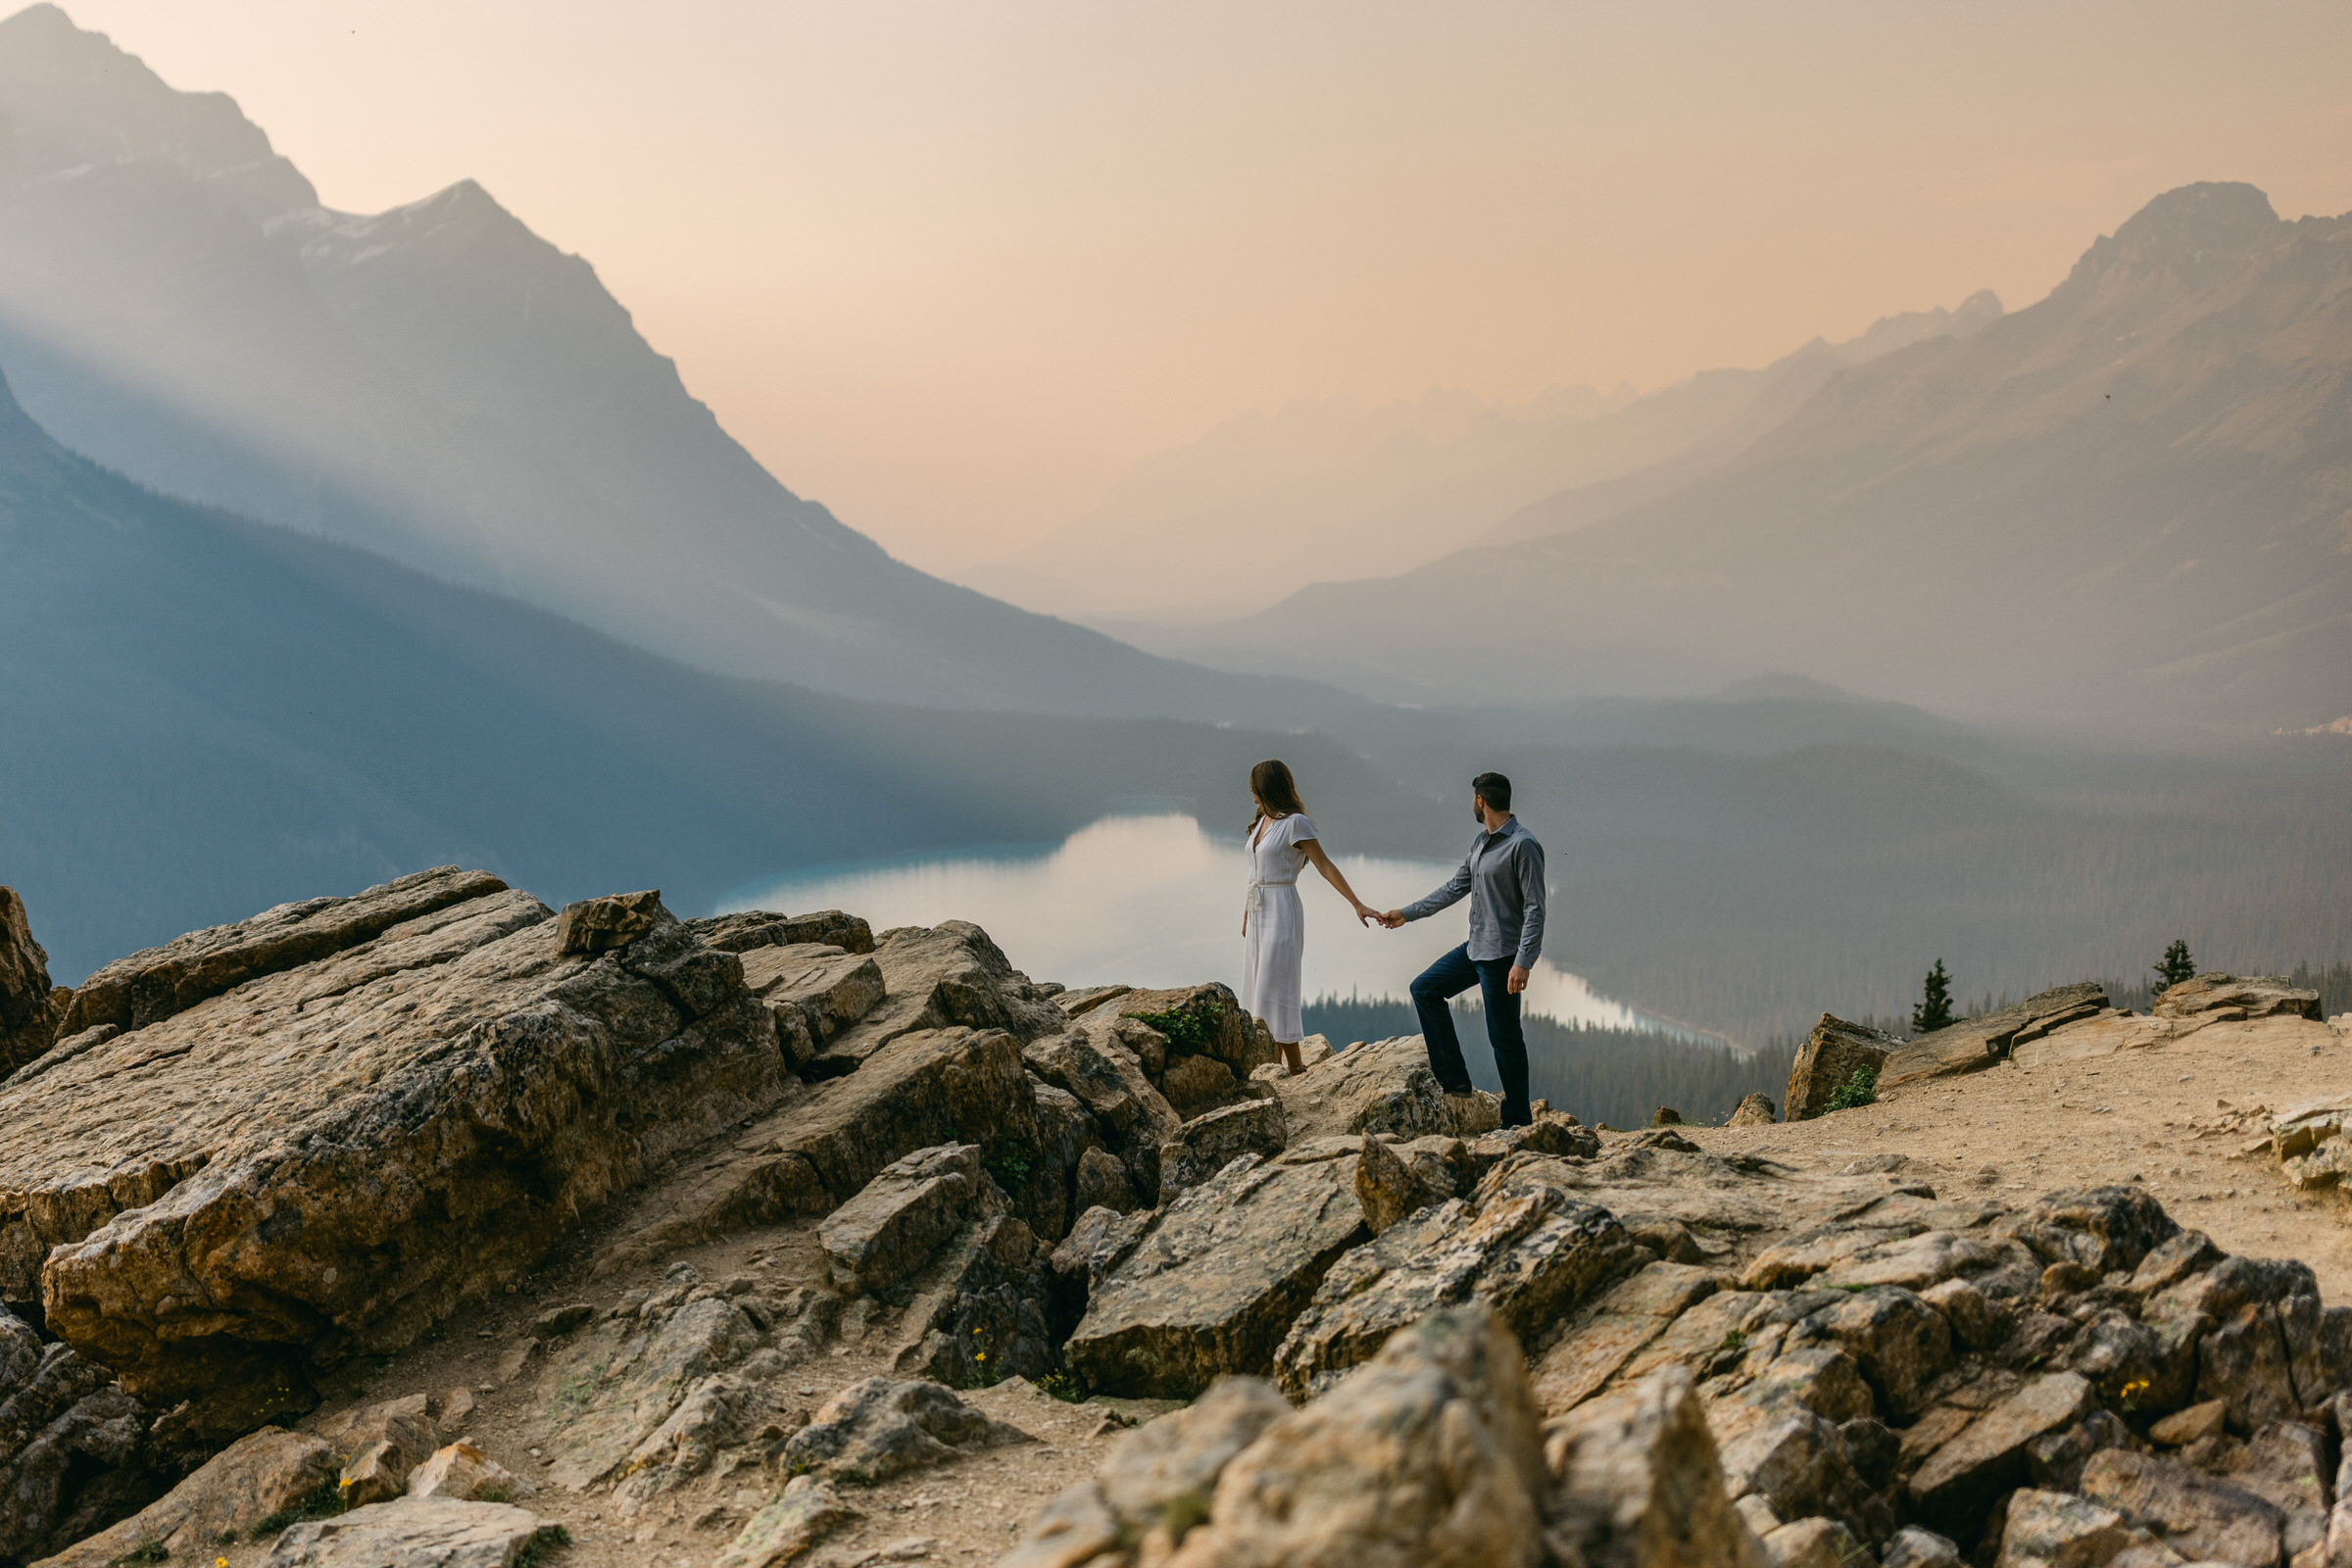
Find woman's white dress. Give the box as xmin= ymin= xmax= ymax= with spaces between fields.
xmin=1240 ymin=812 xmax=1315 ymax=1044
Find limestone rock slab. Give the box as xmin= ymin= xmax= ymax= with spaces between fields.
xmin=1001 ymin=1376 xmax=1292 ymax=1568
xmin=715 ymin=1475 xmax=860 ymax=1568
xmin=1544 ymin=1366 xmax=1771 ymax=1568
xmin=810 ymin=922 xmax=1067 ymax=1076
xmin=263 ymin=1496 xmax=541 ymax=1568
xmin=2156 ymin=973 xmax=2323 ymax=1025
xmin=62 ymin=865 xmax=508 ymax=1036
xmin=779 ymin=1377 xmax=1027 ymax=1485
xmin=1159 ymin=1098 xmax=1287 ymax=1199
xmin=740 ymin=943 xmax=885 ymax=1041
xmin=1274 ymin=1152 xmax=1647 ymax=1398
xmin=621 ymin=1025 xmax=1042 ymax=1259
xmin=1068 ymin=1144 xmax=1367 ymax=1398
xmin=821 ymin=1144 xmax=989 ymax=1298
xmin=13 ymin=885 xmax=784 ymax=1432
xmin=1881 ymin=983 xmax=2108 ymax=1091
xmin=1164 ymin=1301 xmax=1546 ymax=1568
xmin=688 ymin=908 xmax=875 ymax=956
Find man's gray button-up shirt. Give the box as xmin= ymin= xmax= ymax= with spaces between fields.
xmin=1400 ymin=815 xmax=1546 ymax=967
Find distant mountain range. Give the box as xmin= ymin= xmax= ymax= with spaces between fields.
xmin=0 ymin=368 xmax=1446 ymax=980
xmin=1136 ymin=183 xmax=2350 ymax=729
xmin=965 ymin=294 xmax=2002 ymax=623
xmin=0 ymin=4 xmax=1360 ymax=723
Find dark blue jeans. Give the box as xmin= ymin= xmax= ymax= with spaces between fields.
xmin=1409 ymin=943 xmax=1532 ymax=1126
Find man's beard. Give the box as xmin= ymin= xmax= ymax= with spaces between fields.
xmin=1473 ymin=805 xmax=1485 ymax=825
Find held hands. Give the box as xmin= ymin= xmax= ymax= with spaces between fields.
xmin=1380 ymin=909 xmax=1407 ymax=930
xmin=1350 ymin=902 xmax=1379 ymax=928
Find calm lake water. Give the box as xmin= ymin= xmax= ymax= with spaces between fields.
xmin=723 ymin=812 xmax=1680 ymax=1036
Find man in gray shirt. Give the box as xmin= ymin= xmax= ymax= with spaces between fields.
xmin=1381 ymin=770 xmax=1545 ymax=1127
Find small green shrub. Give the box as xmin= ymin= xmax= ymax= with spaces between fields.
xmin=1036 ymin=1367 xmax=1089 ymax=1403
xmin=514 ymin=1523 xmax=573 ymax=1567
xmin=983 ymin=1146 xmax=1034 ymax=1192
xmin=1827 ymin=1066 xmax=1878 ymax=1112
xmin=107 ymin=1538 xmax=167 ymax=1567
xmin=1128 ymin=1000 xmax=1224 ymax=1054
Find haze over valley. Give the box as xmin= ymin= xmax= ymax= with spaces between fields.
xmin=0 ymin=4 xmax=2344 ymax=1051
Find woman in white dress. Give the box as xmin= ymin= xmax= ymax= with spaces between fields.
xmin=1240 ymin=759 xmax=1380 ymax=1076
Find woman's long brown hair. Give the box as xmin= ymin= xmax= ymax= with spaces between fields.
xmin=1249 ymin=759 xmax=1307 ymax=831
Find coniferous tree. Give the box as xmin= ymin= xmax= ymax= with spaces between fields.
xmin=1912 ymin=959 xmax=1955 ymax=1034
xmin=2155 ymin=940 xmax=2197 ymax=991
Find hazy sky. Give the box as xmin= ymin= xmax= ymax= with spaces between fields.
xmin=57 ymin=1 xmax=2352 ymax=571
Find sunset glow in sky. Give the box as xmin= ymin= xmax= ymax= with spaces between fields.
xmin=58 ymin=0 xmax=2352 ymax=570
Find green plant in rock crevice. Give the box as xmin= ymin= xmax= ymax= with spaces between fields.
xmin=1827 ymin=1065 xmax=1878 ymax=1112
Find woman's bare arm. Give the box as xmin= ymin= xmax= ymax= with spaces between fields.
xmin=1298 ymin=839 xmax=1378 ymax=926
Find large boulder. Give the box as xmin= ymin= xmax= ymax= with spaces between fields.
xmin=1159 ymin=1098 xmax=1289 ymax=1199
xmin=262 ymin=1496 xmax=541 ymax=1568
xmin=1880 ymin=984 xmax=2108 ymax=1091
xmin=59 ymin=865 xmax=507 ymax=1036
xmin=1784 ymin=1015 xmax=1898 ymax=1121
xmin=7 ymin=882 xmax=784 ymax=1434
xmin=2154 ymin=973 xmax=2324 ymax=1025
xmin=739 ymin=942 xmax=886 ymax=1065
xmin=1003 ymin=1376 xmax=1292 ymax=1567
xmin=619 ymin=1024 xmax=1044 ymax=1262
xmin=1101 ymin=983 xmax=1278 ymax=1082
xmin=1278 ymin=1036 xmax=1495 ymax=1143
xmin=0 ymin=887 xmax=65 ymax=1078
xmin=820 ymin=1144 xmax=992 ymax=1298
xmin=1274 ymin=1152 xmax=1647 ymax=1397
xmin=778 ymin=1377 xmax=1028 ymax=1485
xmin=686 ymin=907 xmax=875 ymax=955
xmin=1025 ymin=1027 xmax=1184 ymax=1205
xmin=1544 ymin=1367 xmax=1772 ymax=1568
xmin=1162 ymin=1301 xmax=1547 ymax=1568
xmin=1067 ymin=1142 xmax=1368 ymax=1397
xmin=808 ymin=922 xmax=1068 ymax=1077
xmin=886 ymin=1210 xmax=1058 ymax=1388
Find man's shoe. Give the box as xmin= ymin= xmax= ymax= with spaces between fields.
xmin=1500 ymin=1101 xmax=1534 ymax=1128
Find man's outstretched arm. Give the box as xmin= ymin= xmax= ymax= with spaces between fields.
xmin=1384 ymin=858 xmax=1472 ymax=928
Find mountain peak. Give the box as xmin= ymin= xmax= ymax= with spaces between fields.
xmin=2065 ymin=181 xmax=2283 ymax=296
xmin=0 ymin=2 xmax=316 ymax=217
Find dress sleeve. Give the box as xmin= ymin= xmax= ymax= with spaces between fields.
xmin=1289 ymin=814 xmax=1318 ymax=846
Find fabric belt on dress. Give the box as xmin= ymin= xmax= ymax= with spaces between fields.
xmin=1244 ymin=877 xmax=1299 ymax=930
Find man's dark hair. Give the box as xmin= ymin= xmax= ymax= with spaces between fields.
xmin=1472 ymin=771 xmax=1512 ymax=812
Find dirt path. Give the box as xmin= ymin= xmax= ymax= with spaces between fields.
xmin=1685 ymin=1009 xmax=2352 ymax=1298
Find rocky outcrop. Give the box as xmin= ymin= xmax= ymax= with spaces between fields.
xmin=264 ymin=1496 xmax=542 ymax=1567
xmin=1544 ymin=1367 xmax=1771 ymax=1568
xmin=686 ymin=907 xmax=875 ymax=956
xmin=1274 ymin=1152 xmax=1648 ymax=1397
xmin=821 ymin=1144 xmax=992 ymax=1298
xmin=1158 ymin=1098 xmax=1288 ymax=1199
xmin=808 ymin=922 xmax=1068 ymax=1077
xmin=779 ymin=1377 xmax=1029 ymax=1484
xmin=1881 ymin=983 xmax=2109 ymax=1091
xmin=0 ymin=887 xmax=65 ymax=1078
xmin=1783 ymin=1016 xmax=1900 ymax=1121
xmin=1168 ymin=1302 xmax=1546 ymax=1567
xmin=2155 ymin=972 xmax=2324 ymax=1024
xmin=1066 ymin=1142 xmax=1368 ymax=1397
xmin=5 ymin=881 xmax=785 ymax=1435
xmin=60 ymin=866 xmax=509 ymax=1037
xmin=1728 ymin=1094 xmax=1777 ymax=1127
xmin=633 ymin=1023 xmax=1046 ymax=1255
xmin=717 ymin=1476 xmax=860 ymax=1568
xmin=1097 ymin=983 xmax=1279 ymax=1084
xmin=1276 ymin=1034 xmax=1501 ymax=1142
